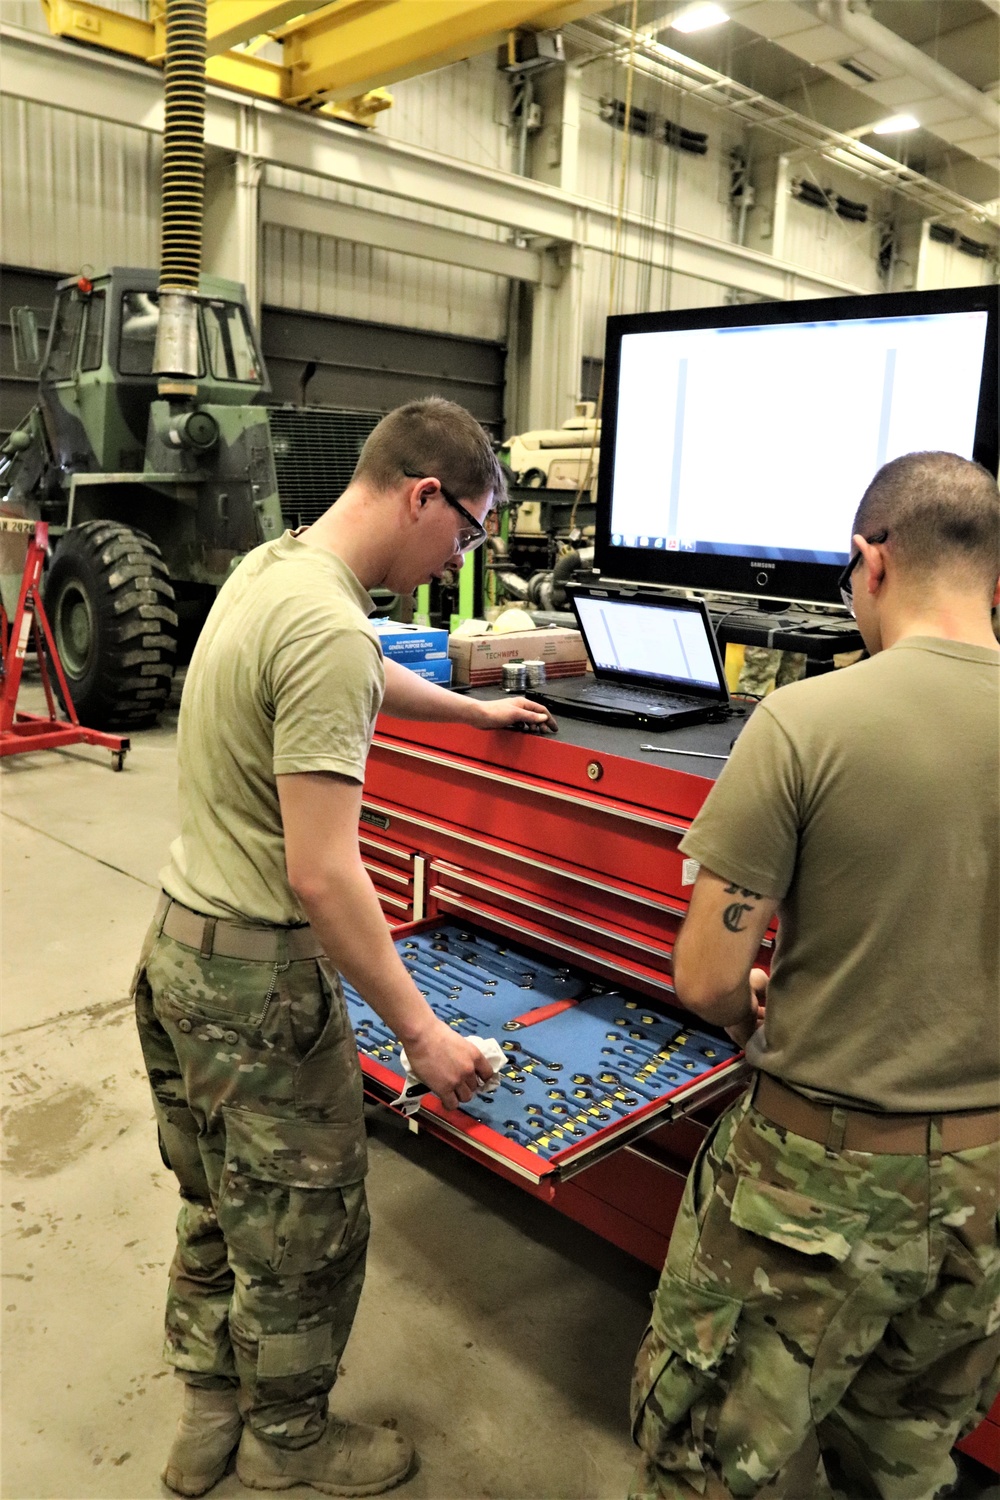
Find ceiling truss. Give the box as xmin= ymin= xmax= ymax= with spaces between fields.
xmin=570 ymin=13 xmax=999 ymax=230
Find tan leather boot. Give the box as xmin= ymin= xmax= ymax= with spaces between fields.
xmin=236 ymin=1417 xmax=414 ymax=1496
xmin=162 ymin=1384 xmax=243 ymax=1497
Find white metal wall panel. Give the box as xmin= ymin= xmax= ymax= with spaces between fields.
xmin=2 ymin=1 xmax=50 ymax=31
xmin=261 ymin=224 xmax=507 ymax=341
xmin=574 ymin=62 xmax=747 ymax=356
xmin=263 ymin=57 xmax=511 ymax=343
xmin=379 ymin=52 xmax=508 ymax=173
xmin=756 ymin=155 xmax=888 ymax=293
xmin=579 ymin=249 xmax=732 ymax=358
xmin=2 ymin=0 xmax=148 ymax=30
xmin=918 ymin=234 xmax=998 ymax=289
xmin=576 ymin=64 xmax=734 ymax=247
xmin=0 ymin=96 xmax=160 ymax=275
xmin=779 ymin=201 xmax=883 ymax=294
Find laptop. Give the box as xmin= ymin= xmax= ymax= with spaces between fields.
xmin=527 ymin=585 xmax=731 ymax=727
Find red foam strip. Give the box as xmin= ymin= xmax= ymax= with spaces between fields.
xmin=508 ymin=998 xmax=579 ymax=1028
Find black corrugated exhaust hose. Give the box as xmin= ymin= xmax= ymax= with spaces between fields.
xmin=160 ymin=0 xmax=205 ymax=292
xmin=154 ymin=0 xmax=206 ymax=388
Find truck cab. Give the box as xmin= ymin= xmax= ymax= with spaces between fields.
xmin=38 ymin=268 xmax=268 ymax=478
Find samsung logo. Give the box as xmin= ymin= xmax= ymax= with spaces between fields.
xmin=750 ymin=560 xmax=775 ymax=569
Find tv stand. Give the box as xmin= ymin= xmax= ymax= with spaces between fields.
xmin=704 ymin=601 xmax=863 ymax=675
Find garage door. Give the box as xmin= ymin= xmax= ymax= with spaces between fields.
xmin=260 ymin=305 xmax=506 ymax=437
xmin=0 ymin=266 xmax=60 ymax=442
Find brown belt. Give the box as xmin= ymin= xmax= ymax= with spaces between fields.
xmin=754 ymin=1072 xmax=1000 ymax=1155
xmin=157 ymin=894 xmax=325 ymax=963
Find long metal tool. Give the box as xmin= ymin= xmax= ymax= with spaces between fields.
xmin=640 ymin=744 xmax=729 ymax=761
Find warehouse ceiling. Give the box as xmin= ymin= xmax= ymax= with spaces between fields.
xmin=30 ymin=0 xmax=999 ymax=224
xmin=588 ymin=0 xmax=999 ymax=207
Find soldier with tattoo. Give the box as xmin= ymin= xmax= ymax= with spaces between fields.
xmin=629 ymin=451 xmax=1000 ymax=1500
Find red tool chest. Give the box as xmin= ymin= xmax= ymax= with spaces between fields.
xmin=358 ymin=703 xmax=757 ymax=1268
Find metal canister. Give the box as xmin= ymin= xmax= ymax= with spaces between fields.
xmin=524 ymin=659 xmax=547 ymax=687
xmin=501 ymin=661 xmax=528 ymax=692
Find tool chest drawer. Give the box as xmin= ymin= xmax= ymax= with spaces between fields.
xmin=344 ymin=915 xmax=744 ymax=1187
xmin=358 ymin=820 xmax=427 ymax=924
xmin=360 ymin=796 xmax=692 ymax=945
xmin=367 ymin=736 xmax=694 ymax=900
xmin=426 ymin=866 xmax=679 ymax=1002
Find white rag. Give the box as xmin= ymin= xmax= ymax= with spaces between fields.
xmin=392 ymin=1036 xmax=506 ymax=1116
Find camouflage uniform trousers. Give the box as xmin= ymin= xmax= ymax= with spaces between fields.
xmin=630 ymin=1086 xmax=1000 ymax=1500
xmin=736 ymin=649 xmax=807 ymax=700
xmin=132 ymin=907 xmax=370 ymax=1450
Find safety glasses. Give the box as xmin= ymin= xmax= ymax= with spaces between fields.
xmin=402 ymin=468 xmax=488 ymax=553
xmin=838 ymin=529 xmax=888 ymax=612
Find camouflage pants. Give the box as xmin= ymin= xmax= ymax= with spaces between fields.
xmin=735 ymin=649 xmax=807 ymax=700
xmin=133 ymin=907 xmax=370 ymax=1449
xmin=630 ymin=1088 xmax=1000 ymax=1500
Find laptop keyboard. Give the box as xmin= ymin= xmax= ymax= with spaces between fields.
xmin=584 ymin=683 xmax=699 ymax=712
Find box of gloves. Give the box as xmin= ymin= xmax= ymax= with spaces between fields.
xmin=400 ymin=656 xmax=453 ymax=686
xmin=373 ymin=620 xmax=450 ymax=665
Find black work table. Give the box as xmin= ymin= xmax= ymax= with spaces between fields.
xmin=460 ymin=684 xmax=751 ymax=784
xmin=708 ymin=605 xmax=861 ymax=668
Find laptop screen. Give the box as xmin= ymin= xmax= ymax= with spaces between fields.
xmin=572 ymin=595 xmax=726 ymax=693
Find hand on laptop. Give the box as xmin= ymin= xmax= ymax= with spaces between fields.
xmin=472 ymin=697 xmax=558 ymax=733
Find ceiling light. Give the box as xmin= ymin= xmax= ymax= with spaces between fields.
xmin=871 ymin=113 xmax=920 ymax=135
xmin=671 ymin=3 xmax=729 ymax=34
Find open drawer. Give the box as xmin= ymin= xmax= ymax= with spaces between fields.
xmin=344 ymin=913 xmax=747 ymax=1188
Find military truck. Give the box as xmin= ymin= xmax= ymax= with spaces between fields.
xmin=0 ymin=266 xmax=284 ymax=728
xmin=498 ymin=401 xmax=600 ymax=491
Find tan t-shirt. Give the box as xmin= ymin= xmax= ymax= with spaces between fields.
xmin=680 ymin=637 xmax=1000 ymax=1112
xmin=161 ymin=531 xmax=384 ymax=924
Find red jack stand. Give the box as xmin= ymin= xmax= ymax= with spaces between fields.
xmin=0 ymin=518 xmax=129 ymax=770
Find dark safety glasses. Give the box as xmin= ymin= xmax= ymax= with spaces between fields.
xmin=402 ymin=468 xmax=488 ymax=553
xmin=838 ymin=529 xmax=888 ymax=612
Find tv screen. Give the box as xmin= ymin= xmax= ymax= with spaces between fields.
xmin=594 ymin=286 xmax=998 ymax=606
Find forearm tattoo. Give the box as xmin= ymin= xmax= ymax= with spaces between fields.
xmin=721 ymin=881 xmax=763 ymax=933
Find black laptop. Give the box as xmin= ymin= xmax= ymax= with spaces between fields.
xmin=528 ymin=585 xmax=731 ymax=727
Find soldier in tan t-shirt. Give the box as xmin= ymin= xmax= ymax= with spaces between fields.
xmin=629 ymin=452 xmax=1000 ymax=1500
xmin=132 ymin=399 xmax=556 ymax=1499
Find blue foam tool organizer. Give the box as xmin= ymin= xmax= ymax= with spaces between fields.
xmin=343 ymin=920 xmax=738 ymax=1160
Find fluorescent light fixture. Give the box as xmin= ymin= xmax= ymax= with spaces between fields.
xmin=671 ymin=2 xmax=729 ymax=33
xmin=871 ymin=113 xmax=919 ymax=134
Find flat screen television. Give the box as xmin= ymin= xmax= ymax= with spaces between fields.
xmin=593 ymin=285 xmax=998 ymax=607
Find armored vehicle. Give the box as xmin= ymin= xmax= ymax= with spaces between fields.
xmin=1 ymin=266 xmax=284 ymax=727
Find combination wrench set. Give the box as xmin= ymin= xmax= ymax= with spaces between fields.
xmin=344 ymin=920 xmax=738 ymax=1162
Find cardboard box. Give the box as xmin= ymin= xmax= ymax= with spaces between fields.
xmin=403 ymin=657 xmax=453 ymax=686
xmin=449 ymin=627 xmax=588 ymax=687
xmin=373 ymin=621 xmax=449 ymax=663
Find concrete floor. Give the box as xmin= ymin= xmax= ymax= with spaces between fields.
xmin=1 ymin=670 xmax=654 ymax=1500
xmin=3 ymin=670 xmax=998 ymax=1500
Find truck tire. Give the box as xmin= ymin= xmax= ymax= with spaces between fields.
xmin=44 ymin=521 xmax=178 ymax=729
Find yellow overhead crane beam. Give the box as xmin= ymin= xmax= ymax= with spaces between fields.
xmin=39 ymin=0 xmax=611 ymax=124
xmin=203 ymin=1 xmax=327 ymax=56
xmin=274 ymin=0 xmax=610 ymax=105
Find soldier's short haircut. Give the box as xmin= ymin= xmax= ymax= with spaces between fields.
xmin=352 ymin=397 xmax=506 ymax=507
xmin=853 ymin=451 xmax=1000 ymax=595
